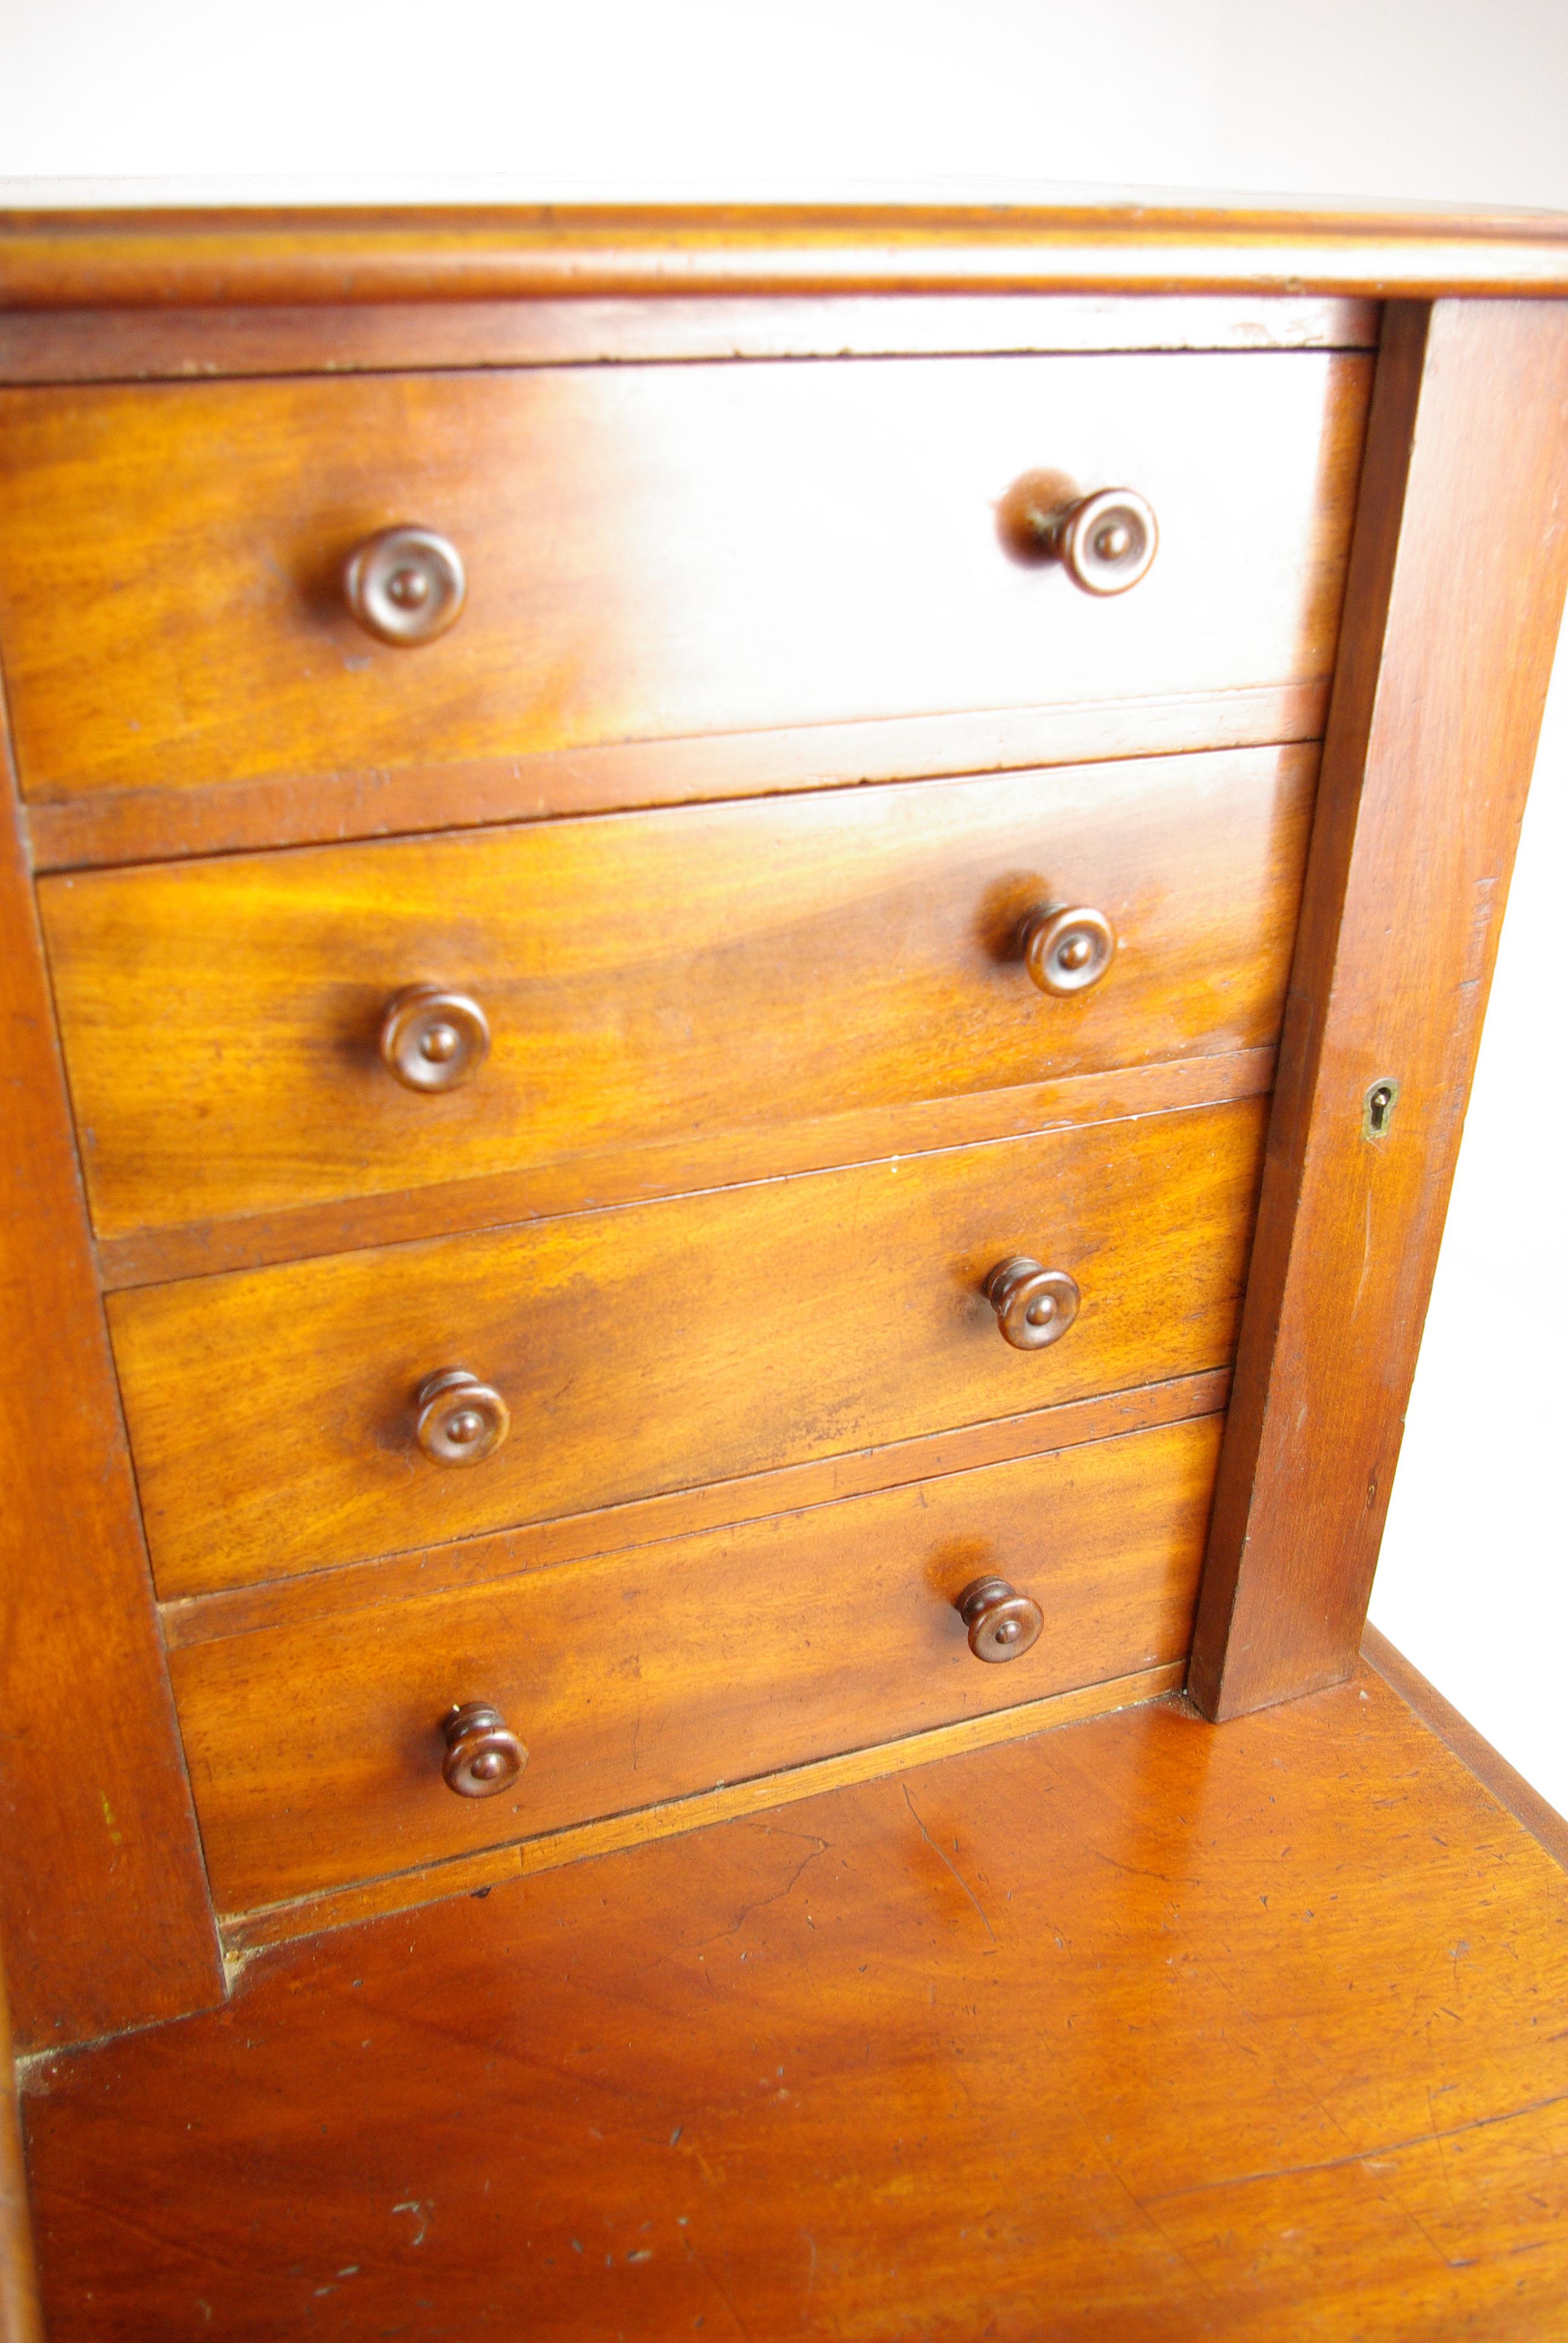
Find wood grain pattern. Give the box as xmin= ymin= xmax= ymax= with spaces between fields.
xmin=97 ymin=1050 xmax=1273 ymax=1294
xmin=1362 ymin=1624 xmax=1568 ymax=1875
xmin=0 ymin=293 xmax=1380 ymax=387
xmin=221 ymin=1662 xmax=1186 ymax=1953
xmin=1191 ymin=300 xmax=1568 ymax=1719
xmin=25 ymin=1662 xmax=1568 ymax=2341
xmin=171 ymin=1412 xmax=1222 ymax=1910
xmin=0 ymin=352 xmax=1369 ymax=802
xmin=111 ymin=1097 xmax=1267 ymax=1598
xmin=27 ymin=681 xmax=1328 ymax=876
xmin=1 ymin=198 xmax=1567 ymax=306
xmin=0 ymin=732 xmax=222 ymax=2055
xmin=43 ymin=746 xmax=1315 ymax=1237
xmin=160 ymin=1367 xmax=1231 ymax=1651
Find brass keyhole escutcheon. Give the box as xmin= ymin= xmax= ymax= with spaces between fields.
xmin=1364 ymin=1077 xmax=1400 ymax=1139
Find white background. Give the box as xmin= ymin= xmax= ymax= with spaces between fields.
xmin=2 ymin=0 xmax=1565 ymax=1798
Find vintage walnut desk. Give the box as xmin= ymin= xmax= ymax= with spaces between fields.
xmin=2 ymin=202 xmax=1568 ymax=2338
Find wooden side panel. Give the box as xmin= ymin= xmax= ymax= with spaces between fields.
xmin=0 ymin=1956 xmax=42 ymax=2343
xmin=171 ymin=1414 xmax=1223 ymax=1912
xmin=110 ymin=1098 xmax=1267 ymax=1598
xmin=0 ymin=352 xmax=1368 ymax=802
xmin=41 ymin=746 xmax=1316 ymax=1237
xmin=1191 ymin=300 xmax=1568 ymax=1718
xmin=0 ymin=770 xmax=223 ymax=2051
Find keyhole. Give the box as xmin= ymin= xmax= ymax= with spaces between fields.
xmin=1364 ymin=1077 xmax=1399 ymax=1139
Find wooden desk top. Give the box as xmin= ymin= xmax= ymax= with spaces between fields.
xmin=23 ymin=1648 xmax=1568 ymax=2341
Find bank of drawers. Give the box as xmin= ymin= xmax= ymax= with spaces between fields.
xmin=9 ymin=346 xmax=1370 ymax=1916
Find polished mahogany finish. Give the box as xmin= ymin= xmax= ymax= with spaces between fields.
xmin=168 ymin=1413 xmax=1220 ymax=1911
xmin=377 ymin=981 xmax=489 ymax=1093
xmin=4 ymin=199 xmax=1568 ymax=308
xmin=0 ymin=707 xmax=221 ymax=2057
xmin=956 ymin=1571 xmax=1045 ymax=1661
xmin=985 ymin=1255 xmax=1081 ymax=1350
xmin=1191 ymin=298 xmax=1568 ymax=1717
xmin=440 ymin=1700 xmax=527 ymax=1798
xmin=25 ymin=1661 xmax=1568 ymax=2342
xmin=0 ymin=198 xmax=1562 ymax=2183
xmin=0 ymin=293 xmax=1380 ymax=398
xmin=109 ymin=1100 xmax=1264 ymax=1597
xmin=42 ymin=748 xmax=1311 ymax=1239
xmin=0 ymin=354 xmax=1367 ymax=805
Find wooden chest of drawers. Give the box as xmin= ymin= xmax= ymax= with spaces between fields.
xmin=2 ymin=203 xmax=1566 ymax=2063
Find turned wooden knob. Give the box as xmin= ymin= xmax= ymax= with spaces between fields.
xmin=985 ymin=1257 xmax=1080 ymax=1351
xmin=1022 ymin=905 xmax=1117 ymax=997
xmin=442 ymin=1701 xmax=528 ymax=1797
xmin=415 ymin=1369 xmax=510 ymax=1466
xmin=1039 ymin=487 xmax=1158 ymax=595
xmin=1001 ymin=474 xmax=1157 ymax=594
xmin=344 ymin=525 xmax=466 ymax=645
xmin=956 ymin=1575 xmax=1044 ymax=1663
xmin=380 ymin=984 xmax=490 ymax=1092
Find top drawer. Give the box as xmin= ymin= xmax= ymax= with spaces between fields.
xmin=0 ymin=352 xmax=1369 ymax=805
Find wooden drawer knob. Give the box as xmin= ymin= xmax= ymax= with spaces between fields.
xmin=442 ymin=1701 xmax=528 ymax=1797
xmin=344 ymin=525 xmax=466 ymax=646
xmin=416 ymin=1369 xmax=510 ymax=1466
xmin=1040 ymin=487 xmax=1158 ymax=595
xmin=380 ymin=983 xmax=490 ymax=1092
xmin=956 ymin=1575 xmax=1044 ymax=1663
xmin=1022 ymin=905 xmax=1117 ymax=996
xmin=985 ymin=1257 xmax=1080 ymax=1351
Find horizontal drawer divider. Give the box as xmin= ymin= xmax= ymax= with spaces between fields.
xmin=0 ymin=294 xmax=1382 ymax=390
xmin=159 ymin=1369 xmax=1229 ymax=1648
xmin=218 ymin=1660 xmax=1185 ymax=1957
xmin=100 ymin=1048 xmax=1274 ymax=1293
xmin=30 ymin=684 xmax=1327 ymax=874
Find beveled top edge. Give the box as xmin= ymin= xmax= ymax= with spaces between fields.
xmin=2 ymin=198 xmax=1568 ymax=308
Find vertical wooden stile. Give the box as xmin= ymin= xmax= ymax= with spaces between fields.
xmin=0 ymin=1956 xmax=41 ymax=2343
xmin=0 ymin=709 xmax=224 ymax=2049
xmin=1191 ymin=299 xmax=1568 ymax=1719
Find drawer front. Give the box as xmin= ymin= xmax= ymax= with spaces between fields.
xmin=0 ymin=353 xmax=1368 ymax=803
xmin=111 ymin=1098 xmax=1264 ymax=1598
xmin=44 ymin=746 xmax=1312 ymax=1239
xmin=170 ymin=1412 xmax=1223 ymax=1912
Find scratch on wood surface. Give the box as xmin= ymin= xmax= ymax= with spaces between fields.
xmin=1140 ymin=2086 xmax=1568 ymax=2206
xmin=688 ymin=1829 xmax=828 ymax=1950
xmin=901 ymin=1783 xmax=996 ymax=1950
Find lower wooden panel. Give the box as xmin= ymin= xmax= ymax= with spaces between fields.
xmin=171 ymin=1412 xmax=1223 ymax=1912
